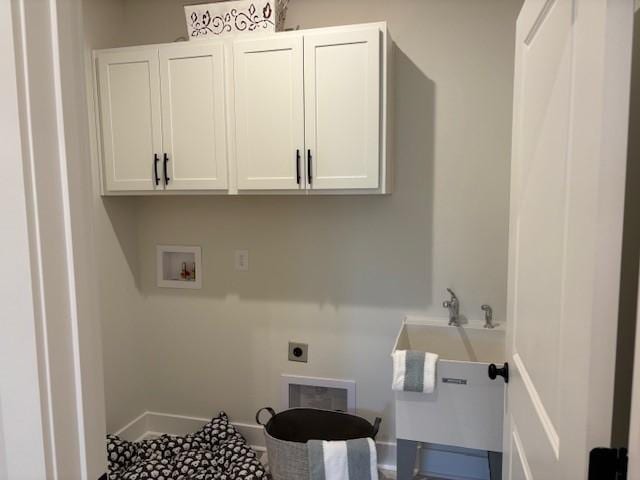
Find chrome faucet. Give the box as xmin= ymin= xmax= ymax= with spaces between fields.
xmin=442 ymin=288 xmax=459 ymax=326
xmin=481 ymin=304 xmax=494 ymax=329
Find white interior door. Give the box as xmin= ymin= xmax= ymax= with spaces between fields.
xmin=304 ymin=27 xmax=380 ymax=190
xmin=504 ymin=1 xmax=632 ymax=478
xmin=234 ymin=36 xmax=304 ymax=190
xmin=160 ymin=43 xmax=228 ymax=190
xmin=97 ymin=48 xmax=162 ymax=192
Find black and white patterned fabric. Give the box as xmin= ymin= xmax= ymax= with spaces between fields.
xmin=214 ymin=437 xmax=257 ymax=471
xmin=107 ymin=412 xmax=267 ymax=480
xmin=195 ymin=413 xmax=242 ymax=450
xmin=135 ymin=436 xmax=172 ymax=462
xmin=172 ymin=450 xmax=218 ymax=480
xmin=107 ymin=434 xmax=137 ymax=473
xmin=121 ymin=458 xmax=174 ymax=480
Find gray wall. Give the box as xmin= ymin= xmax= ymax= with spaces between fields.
xmin=92 ymin=0 xmax=521 ymax=441
xmin=83 ymin=0 xmax=150 ymax=433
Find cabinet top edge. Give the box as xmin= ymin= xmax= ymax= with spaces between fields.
xmin=93 ymin=21 xmax=388 ymax=56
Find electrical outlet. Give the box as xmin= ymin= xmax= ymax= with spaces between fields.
xmin=288 ymin=342 xmax=308 ymax=363
xmin=235 ymin=250 xmax=249 ymax=271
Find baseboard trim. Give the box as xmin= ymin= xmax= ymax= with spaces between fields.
xmin=114 ymin=411 xmax=149 ymax=442
xmin=113 ymin=411 xmax=491 ymax=478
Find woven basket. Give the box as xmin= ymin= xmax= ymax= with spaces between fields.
xmin=264 ymin=428 xmax=309 ymax=480
xmin=256 ymin=407 xmax=381 ymax=480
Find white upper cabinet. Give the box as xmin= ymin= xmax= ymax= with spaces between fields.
xmin=304 ymin=27 xmax=381 ymax=190
xmin=97 ymin=48 xmax=162 ymax=192
xmin=233 ymin=36 xmax=305 ymax=190
xmin=94 ymin=22 xmax=391 ymax=195
xmin=96 ymin=43 xmax=229 ymax=193
xmin=160 ymin=44 xmax=229 ymax=190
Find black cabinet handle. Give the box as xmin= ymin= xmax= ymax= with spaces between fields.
xmin=488 ymin=362 xmax=509 ymax=383
xmin=163 ymin=153 xmax=170 ymax=185
xmin=153 ymin=154 xmax=160 ymax=186
xmin=296 ymin=149 xmax=301 ymax=185
xmin=307 ymin=149 xmax=312 ymax=185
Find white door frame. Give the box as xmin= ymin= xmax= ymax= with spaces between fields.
xmin=1 ymin=0 xmax=107 ymax=478
xmin=628 ymin=263 xmax=640 ymax=478
xmin=624 ymin=4 xmax=640 ymax=473
xmin=0 ymin=2 xmax=50 ymax=477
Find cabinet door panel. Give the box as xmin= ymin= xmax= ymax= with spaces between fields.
xmin=160 ymin=43 xmax=228 ymax=190
xmin=97 ymin=49 xmax=162 ymax=192
xmin=234 ymin=37 xmax=304 ymax=190
xmin=304 ymin=28 xmax=380 ymax=190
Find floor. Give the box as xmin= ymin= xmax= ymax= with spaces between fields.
xmin=380 ymin=473 xmax=443 ymax=480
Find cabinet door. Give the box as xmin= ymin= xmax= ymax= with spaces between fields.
xmin=304 ymin=28 xmax=381 ymax=190
xmin=97 ymin=49 xmax=162 ymax=192
xmin=160 ymin=43 xmax=228 ymax=190
xmin=234 ymin=36 xmax=304 ymax=190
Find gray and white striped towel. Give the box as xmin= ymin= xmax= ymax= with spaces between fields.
xmin=307 ymin=438 xmax=378 ymax=480
xmin=391 ymin=350 xmax=439 ymax=393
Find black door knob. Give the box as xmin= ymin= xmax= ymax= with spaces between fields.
xmin=488 ymin=362 xmax=509 ymax=383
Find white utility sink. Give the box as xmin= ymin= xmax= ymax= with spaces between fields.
xmin=392 ymin=317 xmax=506 ymax=452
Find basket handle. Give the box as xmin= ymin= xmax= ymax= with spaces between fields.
xmin=371 ymin=417 xmax=382 ymax=439
xmin=255 ymin=407 xmax=276 ymax=426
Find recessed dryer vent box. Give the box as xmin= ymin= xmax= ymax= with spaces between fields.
xmin=281 ymin=375 xmax=355 ymax=414
xmin=156 ymin=245 xmax=202 ymax=289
